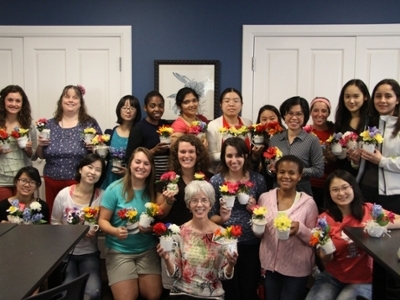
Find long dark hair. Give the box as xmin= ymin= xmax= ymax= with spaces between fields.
xmin=74 ymin=153 xmax=107 ymax=188
xmin=256 ymin=104 xmax=283 ymax=127
xmin=324 ymin=170 xmax=364 ymax=222
xmin=0 ymin=85 xmax=32 ymax=128
xmin=218 ymin=137 xmax=252 ymax=176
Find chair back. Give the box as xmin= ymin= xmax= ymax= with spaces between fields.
xmin=24 ymin=273 xmax=89 ymax=300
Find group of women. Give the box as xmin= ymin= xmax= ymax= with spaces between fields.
xmin=0 ymin=78 xmax=400 ymax=300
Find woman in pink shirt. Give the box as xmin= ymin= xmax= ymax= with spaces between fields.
xmin=258 ymin=155 xmax=318 ymax=300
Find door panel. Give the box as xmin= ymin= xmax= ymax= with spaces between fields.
xmin=0 ymin=38 xmax=24 ymax=87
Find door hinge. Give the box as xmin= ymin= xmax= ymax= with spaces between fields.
xmin=119 ymin=57 xmax=122 ymax=72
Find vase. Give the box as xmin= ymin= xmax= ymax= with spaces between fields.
xmin=84 ymin=221 xmax=99 ymax=232
xmin=95 ymin=145 xmax=109 ymax=158
xmin=276 ymin=228 xmax=290 ymax=240
xmin=139 ymin=213 xmax=153 ymax=228
xmin=225 ymin=240 xmax=238 ymax=254
xmin=84 ymin=134 xmax=95 ymax=144
xmin=39 ymin=129 xmax=51 ymax=140
xmin=337 ymin=149 xmax=347 ymax=159
xmin=112 ymin=159 xmax=124 ymax=172
xmin=159 ymin=236 xmax=177 ymax=252
xmin=7 ymin=215 xmax=23 ymax=224
xmin=330 ymin=143 xmax=343 ymax=156
xmin=319 ymin=239 xmax=336 ymax=255
xmin=252 ymin=220 xmax=267 ymax=235
xmin=126 ymin=221 xmax=139 ymax=235
xmin=222 ymin=195 xmax=235 ymax=209
xmin=160 ymin=136 xmax=171 ymax=144
xmin=17 ymin=136 xmax=28 ymax=149
xmin=362 ymin=142 xmax=376 ymax=153
xmin=237 ymin=192 xmax=250 ymax=205
xmin=367 ymin=223 xmax=386 ymax=238
xmin=347 ymin=140 xmax=358 ymax=150
xmin=1 ymin=142 xmax=10 ymax=151
xmin=252 ymin=134 xmax=264 ymax=145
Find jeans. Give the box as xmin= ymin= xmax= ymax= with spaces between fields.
xmin=265 ymin=270 xmax=309 ymax=300
xmin=64 ymin=251 xmax=102 ymax=300
xmin=306 ymin=271 xmax=372 ymax=300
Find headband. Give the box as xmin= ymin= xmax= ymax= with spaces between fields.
xmin=310 ymin=97 xmax=331 ymax=109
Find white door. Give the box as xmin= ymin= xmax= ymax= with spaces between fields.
xmin=252 ymin=36 xmax=356 ymax=121
xmin=0 ymin=38 xmax=24 ymax=87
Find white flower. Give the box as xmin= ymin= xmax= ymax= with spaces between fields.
xmin=145 ymin=203 xmax=151 ymax=208
xmin=169 ymin=224 xmax=180 ymax=234
xmin=30 ymin=201 xmax=42 ymax=212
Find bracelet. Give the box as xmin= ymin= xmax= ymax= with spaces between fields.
xmin=166 ymin=198 xmax=175 ymax=205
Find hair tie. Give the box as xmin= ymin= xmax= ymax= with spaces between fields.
xmin=77 ymin=84 xmax=86 ymax=96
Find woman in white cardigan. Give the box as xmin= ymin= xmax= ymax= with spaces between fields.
xmin=207 ymin=88 xmax=252 ymax=172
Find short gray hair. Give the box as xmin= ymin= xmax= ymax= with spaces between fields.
xmin=184 ymin=180 xmax=216 ymax=208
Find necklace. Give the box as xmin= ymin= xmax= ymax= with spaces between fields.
xmin=181 ymin=115 xmax=196 ymax=124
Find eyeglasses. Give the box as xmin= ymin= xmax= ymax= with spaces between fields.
xmin=286 ymin=111 xmax=304 ymax=118
xmin=190 ymin=198 xmax=209 ymax=205
xmin=222 ymin=98 xmax=241 ymax=105
xmin=17 ymin=178 xmax=37 ymax=186
xmin=121 ymin=106 xmax=136 ymax=111
xmin=330 ymin=185 xmax=352 ymax=195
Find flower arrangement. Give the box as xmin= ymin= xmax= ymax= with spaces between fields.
xmin=159 ymin=171 xmax=180 ymax=184
xmin=81 ymin=206 xmax=100 ymax=224
xmin=265 ymin=121 xmax=284 ymax=136
xmin=0 ymin=129 xmax=10 ymax=144
xmin=65 ymin=207 xmax=82 ymax=225
xmin=157 ymin=125 xmax=174 ymax=137
xmin=248 ymin=123 xmax=267 ymax=135
xmin=370 ymin=203 xmax=395 ymax=226
xmin=187 ymin=120 xmax=208 ymax=135
xmin=153 ymin=222 xmax=180 ymax=237
xmin=144 ymin=202 xmax=163 ymax=218
xmin=213 ymin=225 xmax=242 ymax=242
xmin=309 ymin=216 xmax=332 ymax=246
xmin=326 ymin=132 xmax=346 ymax=146
xmin=238 ymin=180 xmax=254 ymax=194
xmin=342 ymin=131 xmax=359 ymax=143
xmin=83 ymin=127 xmax=97 ymax=135
xmin=219 ymin=125 xmax=249 ymax=137
xmin=252 ymin=205 xmax=267 ymax=221
xmin=360 ymin=126 xmax=384 ymax=145
xmin=91 ymin=134 xmax=110 ymax=146
xmin=35 ymin=118 xmax=48 ymax=132
xmin=219 ymin=181 xmax=239 ymax=196
xmin=273 ymin=214 xmax=292 ymax=231
xmin=303 ymin=124 xmax=313 ymax=133
xmin=117 ymin=207 xmax=139 ymax=223
xmin=263 ymin=146 xmax=283 ymax=161
xmin=6 ymin=199 xmax=46 ymax=224
xmin=194 ymin=172 xmax=206 ymax=180
xmin=10 ymin=127 xmax=29 ymax=139
xmin=110 ymin=147 xmax=126 ymax=160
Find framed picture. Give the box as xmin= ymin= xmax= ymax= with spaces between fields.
xmin=154 ymin=60 xmax=220 ymax=120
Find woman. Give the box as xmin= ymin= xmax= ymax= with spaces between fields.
xmin=258 ymin=155 xmax=318 ymax=300
xmin=0 ymin=166 xmax=49 ymax=223
xmin=36 ymin=85 xmax=102 ymax=213
xmin=308 ymin=97 xmax=337 ymax=210
xmin=51 ymin=153 xmax=106 ymax=300
xmin=251 ymin=104 xmax=283 ymax=190
xmin=170 ymin=87 xmax=208 ymax=148
xmin=102 ymin=95 xmax=141 ymax=189
xmin=334 ymin=79 xmax=370 ymax=176
xmin=269 ymin=96 xmax=324 ymax=196
xmin=357 ymin=79 xmax=400 ymax=214
xmin=306 ymin=170 xmax=400 ymax=300
xmin=157 ymin=180 xmax=238 ymax=300
xmin=0 ymin=85 xmax=37 ymax=199
xmin=126 ymin=91 xmax=170 ymax=180
xmin=98 ymin=147 xmax=162 ymax=300
xmin=209 ymin=137 xmax=267 ymax=300
xmin=207 ymin=88 xmax=252 ymax=173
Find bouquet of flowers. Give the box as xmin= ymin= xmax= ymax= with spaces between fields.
xmin=158 ymin=171 xmax=180 ymax=194
xmin=157 ymin=125 xmax=174 ymax=137
xmin=342 ymin=131 xmax=359 ymax=149
xmin=91 ymin=134 xmax=110 ymax=146
xmin=252 ymin=205 xmax=267 ymax=221
xmin=219 ymin=181 xmax=239 ymax=197
xmin=83 ymin=127 xmax=97 ymax=135
xmin=144 ymin=202 xmax=163 ymax=218
xmin=35 ymin=118 xmax=48 ymax=132
xmin=65 ymin=207 xmax=82 ymax=225
xmin=194 ymin=172 xmax=206 ymax=180
xmin=81 ymin=206 xmax=100 ymax=224
xmin=263 ymin=146 xmax=283 ymax=161
xmin=117 ymin=207 xmax=139 ymax=224
xmin=360 ymin=126 xmax=384 ymax=145
xmin=7 ymin=200 xmax=46 ymax=224
xmin=238 ymin=180 xmax=254 ymax=194
xmin=266 ymin=121 xmax=284 ymax=137
xmin=10 ymin=127 xmax=29 ymax=139
xmin=0 ymin=129 xmax=10 ymax=144
xmin=213 ymin=225 xmax=242 ymax=242
xmin=251 ymin=205 xmax=268 ymax=234
xmin=326 ymin=132 xmax=346 ymax=146
xmin=219 ymin=125 xmax=249 ymax=138
xmin=310 ymin=216 xmax=336 ymax=254
xmin=248 ymin=123 xmax=267 ymax=135
xmin=187 ymin=120 xmax=207 ymax=135
xmin=153 ymin=222 xmax=180 ymax=237
xmin=273 ymin=214 xmax=292 ymax=232
xmin=110 ymin=147 xmax=126 ymax=160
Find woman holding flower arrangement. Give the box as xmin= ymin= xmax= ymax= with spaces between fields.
xmin=102 ymin=95 xmax=142 ymax=189
xmin=306 ymin=170 xmax=400 ymax=300
xmin=51 ymin=153 xmax=106 ymax=300
xmin=0 ymin=166 xmax=49 ymax=223
xmin=209 ymin=137 xmax=267 ymax=300
xmin=0 ymin=85 xmax=37 ymax=199
xmin=98 ymin=147 xmax=162 ymax=300
xmin=157 ymin=180 xmax=238 ymax=300
xmin=35 ymin=85 xmax=102 ymax=213
xmin=258 ymin=155 xmax=318 ymax=300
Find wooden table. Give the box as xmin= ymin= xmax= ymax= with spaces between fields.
xmin=0 ymin=225 xmax=88 ymax=300
xmin=0 ymin=223 xmax=17 ymax=236
xmin=344 ymin=227 xmax=400 ymax=300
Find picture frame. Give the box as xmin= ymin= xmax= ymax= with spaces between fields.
xmin=154 ymin=60 xmax=220 ymax=121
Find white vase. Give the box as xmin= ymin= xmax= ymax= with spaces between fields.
xmin=362 ymin=142 xmax=376 ymax=153
xmin=39 ymin=129 xmax=51 ymax=140
xmin=84 ymin=134 xmax=95 ymax=144
xmin=1 ymin=142 xmax=10 ymax=151
xmin=276 ymin=228 xmax=290 ymax=240
xmin=237 ymin=193 xmax=250 ymax=205
xmin=126 ymin=221 xmax=139 ymax=235
xmin=252 ymin=221 xmax=266 ymax=235
xmin=112 ymin=159 xmax=123 ymax=172
xmin=160 ymin=136 xmax=171 ymax=144
xmin=347 ymin=140 xmax=358 ymax=150
xmin=225 ymin=240 xmax=238 ymax=254
xmin=17 ymin=136 xmax=28 ymax=149
xmin=252 ymin=134 xmax=264 ymax=145
xmin=330 ymin=143 xmax=343 ymax=156
xmin=95 ymin=145 xmax=109 ymax=158
xmin=139 ymin=213 xmax=153 ymax=228
xmin=166 ymin=182 xmax=179 ymax=194
xmin=159 ymin=236 xmax=177 ymax=252
xmin=367 ymin=224 xmax=385 ymax=238
xmin=222 ymin=195 xmax=235 ymax=209
xmin=7 ymin=215 xmax=23 ymax=224
xmin=319 ymin=239 xmax=336 ymax=255
xmin=84 ymin=220 xmax=99 ymax=232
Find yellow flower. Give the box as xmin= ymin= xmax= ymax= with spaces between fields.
xmin=326 ymin=135 xmax=333 ymax=143
xmin=219 ymin=127 xmax=228 ymax=134
xmin=126 ymin=209 xmax=138 ymax=220
xmin=194 ymin=172 xmax=205 ymax=180
xmin=157 ymin=125 xmax=174 ymax=137
xmin=273 ymin=214 xmax=292 ymax=231
xmin=253 ymin=206 xmax=267 ymax=216
xmin=219 ymin=185 xmax=228 ymax=193
xmin=6 ymin=206 xmax=18 ymax=214
xmin=19 ymin=128 xmax=30 ymax=136
xmin=375 ymin=133 xmax=384 ymax=144
xmin=84 ymin=127 xmax=97 ymax=135
xmin=275 ymin=148 xmax=283 ymax=159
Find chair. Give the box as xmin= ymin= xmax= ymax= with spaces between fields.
xmin=24 ymin=273 xmax=89 ymax=300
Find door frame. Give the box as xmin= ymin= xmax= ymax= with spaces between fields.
xmin=0 ymin=25 xmax=132 ymax=93
xmin=242 ymin=24 xmax=400 ymax=120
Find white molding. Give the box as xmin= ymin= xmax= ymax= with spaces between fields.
xmin=241 ymin=24 xmax=400 ymax=120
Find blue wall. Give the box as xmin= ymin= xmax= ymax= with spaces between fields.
xmin=1 ymin=0 xmax=400 ymax=103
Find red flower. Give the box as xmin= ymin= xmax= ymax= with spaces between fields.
xmin=263 ymin=147 xmax=277 ymax=160
xmin=11 ymin=130 xmax=20 ymax=139
xmin=117 ymin=208 xmax=127 ymax=220
xmin=230 ymin=225 xmax=242 ymax=237
xmin=160 ymin=171 xmax=177 ymax=181
xmin=153 ymin=222 xmax=167 ymax=236
xmin=309 ymin=235 xmax=319 ymax=247
xmin=266 ymin=121 xmax=284 ymax=136
xmin=0 ymin=129 xmax=9 ymax=140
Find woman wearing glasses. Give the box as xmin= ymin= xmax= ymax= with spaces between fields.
xmin=0 ymin=166 xmax=49 ymax=223
xmin=207 ymin=88 xmax=252 ymax=173
xmin=102 ymin=96 xmax=141 ymax=189
xmin=306 ymin=170 xmax=400 ymax=300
